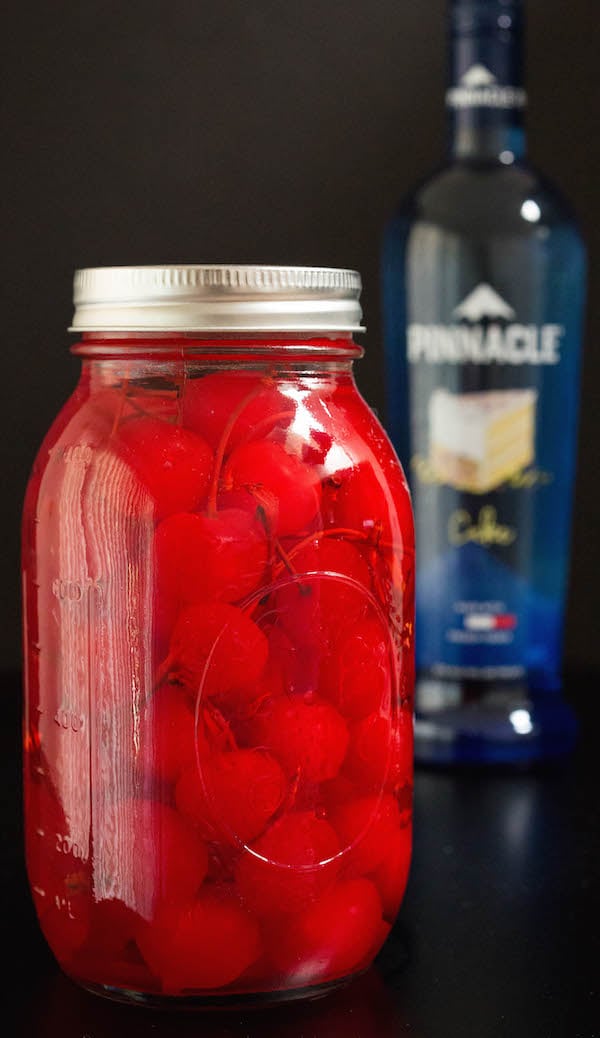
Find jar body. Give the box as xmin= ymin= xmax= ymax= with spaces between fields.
xmin=22 ymin=336 xmax=415 ymax=1006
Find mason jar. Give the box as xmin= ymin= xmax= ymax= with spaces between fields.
xmin=22 ymin=265 xmax=415 ymax=1007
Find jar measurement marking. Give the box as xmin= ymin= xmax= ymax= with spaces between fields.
xmin=62 ymin=444 xmax=94 ymax=466
xmin=51 ymin=576 xmax=102 ymax=602
xmin=55 ymin=832 xmax=88 ymax=862
xmin=53 ymin=706 xmax=86 ymax=733
xmin=54 ymin=895 xmax=77 ymax=919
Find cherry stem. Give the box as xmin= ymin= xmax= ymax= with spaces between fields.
xmin=270 ymin=526 xmax=367 ymax=580
xmin=234 ymin=409 xmax=295 ymax=446
xmin=123 ymin=398 xmax=150 ymax=419
xmin=253 ymin=503 xmax=276 ymax=574
xmin=203 ymin=704 xmax=238 ymax=752
xmin=207 ymin=377 xmax=274 ymax=518
xmin=280 ymin=767 xmax=301 ymax=815
xmin=152 ymin=653 xmax=173 ymax=693
xmin=177 ymin=360 xmax=188 ymax=427
xmin=110 ymin=370 xmax=131 ymax=438
xmin=274 ymin=538 xmax=298 ymax=576
xmin=239 ymin=690 xmax=272 ymax=721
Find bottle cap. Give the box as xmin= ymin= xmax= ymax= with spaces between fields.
xmin=450 ymin=0 xmax=523 ymax=35
xmin=69 ymin=265 xmax=365 ymax=333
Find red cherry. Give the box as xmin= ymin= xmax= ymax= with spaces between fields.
xmin=115 ymin=416 xmax=213 ymax=520
xmin=175 ymin=748 xmax=287 ymax=845
xmin=235 ymin=811 xmax=340 ymax=917
xmin=274 ymin=538 xmax=372 ymax=647
xmin=264 ymin=625 xmax=305 ymax=695
xmin=320 ymin=617 xmax=391 ymax=720
xmin=136 ymin=888 xmax=261 ymax=991
xmin=223 ymin=440 xmax=321 ymax=537
xmin=138 ymin=684 xmax=197 ymax=787
xmin=319 ymin=379 xmax=413 ymax=550
xmin=272 ymin=878 xmax=384 ymax=984
xmin=239 ymin=623 xmax=321 ymax=703
xmin=102 ymin=800 xmax=208 ymax=912
xmin=343 ymin=713 xmax=393 ymax=790
xmin=343 ymin=710 xmax=413 ymax=793
xmin=273 ymin=391 xmax=335 ymax=466
xmin=74 ymin=897 xmax=157 ymax=990
xmin=323 ymin=462 xmax=414 ymax=642
xmin=319 ymin=773 xmax=357 ymax=809
xmin=245 ymin=693 xmax=349 ymax=785
xmin=215 ymin=651 xmax=284 ymax=719
xmin=329 ymin=460 xmax=413 ymax=551
xmin=154 ymin=508 xmax=269 ymax=607
xmin=182 ymin=372 xmax=287 ymax=452
xmin=167 ymin=602 xmax=269 ymax=700
xmin=329 ymin=794 xmax=401 ymax=876
xmin=299 ymin=427 xmax=333 ymax=467
xmin=369 ymin=825 xmax=412 ymax=922
xmin=325 ymin=380 xmax=411 ymax=502
xmin=216 ymin=486 xmax=268 ymax=516
xmin=219 ymin=624 xmax=309 ymax=721
xmin=83 ymin=898 xmax=143 ymax=963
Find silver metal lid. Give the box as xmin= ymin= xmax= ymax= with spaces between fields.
xmin=69 ymin=265 xmax=365 ymax=333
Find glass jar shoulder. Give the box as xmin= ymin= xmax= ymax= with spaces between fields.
xmin=387 ymin=159 xmax=585 ymax=243
xmin=22 ymin=378 xmax=93 ymax=519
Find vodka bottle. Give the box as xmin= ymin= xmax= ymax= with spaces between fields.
xmin=381 ymin=0 xmax=587 ymax=764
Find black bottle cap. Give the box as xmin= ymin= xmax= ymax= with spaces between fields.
xmin=450 ymin=0 xmax=523 ymax=36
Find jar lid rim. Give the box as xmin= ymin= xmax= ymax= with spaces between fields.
xmin=70 ymin=265 xmax=366 ymax=333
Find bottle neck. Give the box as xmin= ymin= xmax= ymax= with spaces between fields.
xmin=446 ymin=2 xmax=527 ymax=162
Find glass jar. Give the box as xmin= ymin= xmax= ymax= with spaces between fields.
xmin=22 ymin=265 xmax=415 ymax=1008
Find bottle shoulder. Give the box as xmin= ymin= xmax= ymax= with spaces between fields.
xmin=385 ymin=159 xmax=585 ymax=240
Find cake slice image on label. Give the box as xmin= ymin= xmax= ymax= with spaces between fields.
xmin=428 ymin=388 xmax=537 ymax=493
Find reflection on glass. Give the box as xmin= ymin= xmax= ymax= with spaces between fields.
xmin=520 ymin=199 xmax=541 ymax=222
xmin=509 ymin=708 xmax=534 ymax=735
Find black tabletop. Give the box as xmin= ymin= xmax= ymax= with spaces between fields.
xmin=6 ymin=669 xmax=599 ymax=1038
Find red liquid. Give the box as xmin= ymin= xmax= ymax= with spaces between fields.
xmin=22 ymin=342 xmax=415 ymax=1003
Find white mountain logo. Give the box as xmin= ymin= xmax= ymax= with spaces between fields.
xmin=453 ymin=284 xmax=516 ymax=323
xmin=460 ymin=65 xmax=497 ymax=88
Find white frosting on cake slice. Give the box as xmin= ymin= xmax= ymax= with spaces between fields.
xmin=428 ymin=388 xmax=537 ymax=493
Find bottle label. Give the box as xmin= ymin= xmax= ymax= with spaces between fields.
xmin=408 ymin=284 xmax=563 ymax=365
xmin=407 ymin=281 xmax=568 ymax=682
xmin=446 ymin=65 xmax=526 ymax=109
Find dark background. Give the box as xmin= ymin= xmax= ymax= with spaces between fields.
xmin=2 ymin=0 xmax=599 ymax=676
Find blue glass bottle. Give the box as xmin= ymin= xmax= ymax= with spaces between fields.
xmin=381 ymin=0 xmax=587 ymax=764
